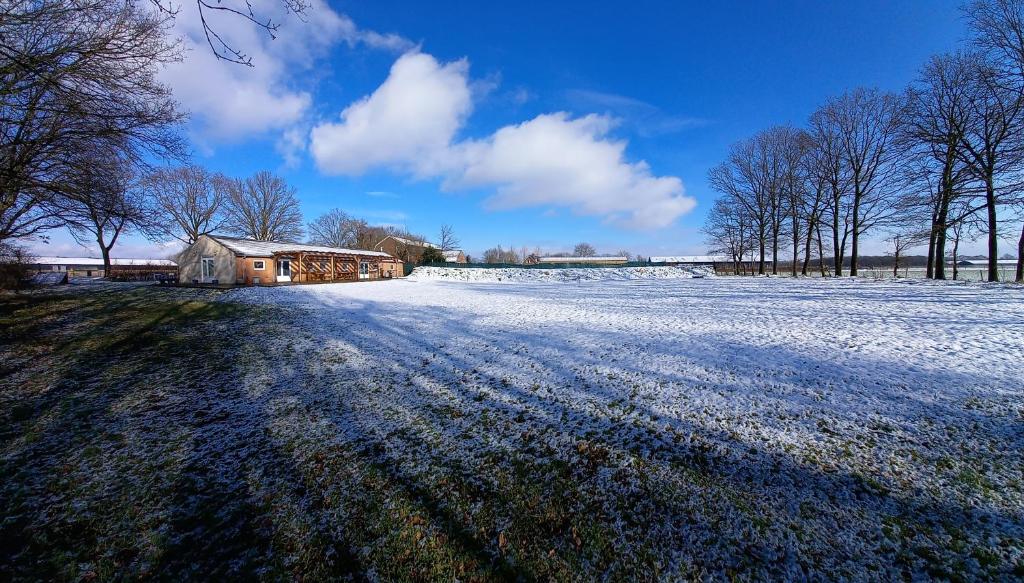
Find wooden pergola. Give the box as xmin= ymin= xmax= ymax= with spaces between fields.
xmin=272 ymin=250 xmax=389 ymax=283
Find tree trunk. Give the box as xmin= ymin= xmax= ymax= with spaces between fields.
xmin=816 ymin=224 xmax=826 ymax=277
xmin=926 ymin=219 xmax=937 ymax=279
xmin=801 ymin=217 xmax=815 ymax=275
xmin=935 ymin=223 xmax=948 ymax=280
xmin=771 ymin=225 xmax=779 ymax=275
xmin=985 ymin=174 xmax=998 ymax=282
xmin=758 ymin=227 xmax=766 ymax=275
xmin=1016 ymin=222 xmax=1024 ymax=283
xmin=952 ymin=235 xmax=960 ymax=281
xmin=99 ymin=243 xmax=112 ymax=278
xmin=850 ymin=188 xmax=861 ymax=277
xmin=832 ymin=194 xmax=842 ymax=277
xmin=892 ymin=249 xmax=899 ymax=278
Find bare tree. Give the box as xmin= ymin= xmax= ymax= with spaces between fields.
xmin=904 ymin=52 xmax=977 ymax=279
xmin=808 ymin=106 xmax=854 ymax=276
xmin=573 ymin=242 xmax=597 ymax=257
xmin=885 ymin=229 xmax=930 ymax=277
xmin=799 ymin=142 xmax=833 ymax=275
xmin=963 ymin=0 xmax=1024 ymax=280
xmin=709 ymin=132 xmax=785 ymax=275
xmin=438 ymin=224 xmax=460 ymax=252
xmin=955 ymin=57 xmax=1024 ymax=281
xmin=483 ymin=245 xmax=520 ymax=263
xmin=148 ymin=0 xmax=311 ymax=66
xmin=307 ymin=208 xmax=367 ymax=248
xmin=703 ymin=197 xmax=753 ymax=274
xmin=0 ymin=0 xmax=184 ymax=247
xmin=224 ymin=171 xmax=304 ymax=242
xmin=145 ymin=166 xmax=229 ymax=245
xmin=60 ymin=150 xmax=148 ymax=275
xmin=814 ymin=88 xmax=907 ymax=276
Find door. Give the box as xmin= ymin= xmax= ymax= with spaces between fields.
xmin=359 ymin=261 xmax=370 ymax=280
xmin=201 ymin=257 xmax=215 ymax=283
xmin=276 ymin=259 xmax=291 ymax=282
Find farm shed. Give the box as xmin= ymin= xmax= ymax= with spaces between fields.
xmin=31 ymin=256 xmax=178 ymax=280
xmin=178 ymin=235 xmax=401 ymax=285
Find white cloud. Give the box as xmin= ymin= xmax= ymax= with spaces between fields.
xmin=161 ymin=0 xmax=410 ymax=142
xmin=310 ymin=53 xmax=695 ymax=229
xmin=310 ymin=52 xmax=473 ymax=176
xmin=453 ymin=113 xmax=695 ymax=229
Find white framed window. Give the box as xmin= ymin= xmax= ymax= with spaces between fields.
xmin=253 ymin=260 xmax=265 ymax=270
xmin=359 ymin=262 xmax=369 ymax=275
xmin=201 ymin=257 xmax=215 ymax=278
xmin=277 ymin=259 xmax=291 ymax=277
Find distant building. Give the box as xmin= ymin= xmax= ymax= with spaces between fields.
xmin=374 ymin=235 xmax=466 ymax=264
xmin=649 ymin=255 xmax=732 ymax=266
xmin=538 ymin=256 xmax=629 ymax=265
xmin=177 ymin=235 xmax=401 ymax=285
xmin=443 ymin=250 xmax=467 ymax=263
xmin=30 ymin=256 xmax=177 ymax=279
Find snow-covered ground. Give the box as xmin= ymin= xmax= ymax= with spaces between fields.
xmin=221 ymin=276 xmax=1024 ymax=579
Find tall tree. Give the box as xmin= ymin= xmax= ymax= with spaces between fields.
xmin=808 ymin=106 xmax=853 ymax=276
xmin=438 ymin=224 xmax=460 ymax=252
xmin=703 ymin=197 xmax=753 ymax=274
xmin=573 ymin=242 xmax=596 ymax=257
xmin=955 ymin=57 xmax=1024 ymax=281
xmin=307 ymin=208 xmax=367 ymax=248
xmin=60 ymin=150 xmax=148 ymax=275
xmin=709 ymin=131 xmax=786 ymax=275
xmin=0 ymin=0 xmax=184 ymax=247
xmin=905 ymin=53 xmax=976 ymax=280
xmin=964 ymin=0 xmax=1024 ymax=280
xmin=815 ymin=88 xmax=907 ymax=276
xmin=145 ymin=166 xmax=229 ymax=245
xmin=224 ymin=171 xmax=304 ymax=242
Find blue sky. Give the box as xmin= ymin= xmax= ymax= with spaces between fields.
xmin=34 ymin=0 xmax=970 ymax=259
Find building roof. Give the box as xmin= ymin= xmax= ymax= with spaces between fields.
xmin=650 ymin=255 xmax=732 ymax=264
xmin=443 ymin=250 xmax=464 ymax=261
xmin=957 ymin=259 xmax=1018 ymax=266
xmin=537 ymin=256 xmax=627 ymax=263
xmin=210 ymin=235 xmax=392 ymax=258
xmin=33 ymin=256 xmax=177 ymax=266
xmin=375 ymin=234 xmax=438 ymax=249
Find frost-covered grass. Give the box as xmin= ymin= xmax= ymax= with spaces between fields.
xmin=2 ymin=278 xmax=1023 ymax=580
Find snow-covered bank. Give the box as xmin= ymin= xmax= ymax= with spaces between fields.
xmin=407 ymin=265 xmax=711 ymax=282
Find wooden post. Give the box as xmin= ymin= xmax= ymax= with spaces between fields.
xmin=298 ymin=253 xmax=303 ymax=282
xmin=330 ymin=255 xmax=335 ymax=281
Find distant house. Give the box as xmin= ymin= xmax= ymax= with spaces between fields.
xmin=443 ymin=250 xmax=467 ymax=263
xmin=30 ymin=256 xmax=177 ymax=279
xmin=374 ymin=235 xmax=435 ymax=264
xmin=374 ymin=235 xmax=466 ymax=264
xmin=538 ymin=256 xmax=628 ymax=265
xmin=177 ymin=235 xmax=401 ymax=285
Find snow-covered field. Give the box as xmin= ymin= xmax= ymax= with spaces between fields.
xmin=406 ymin=264 xmax=712 ymax=282
xmin=221 ymin=275 xmax=1024 ymax=579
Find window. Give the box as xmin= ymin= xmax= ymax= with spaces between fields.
xmin=359 ymin=262 xmax=369 ymax=275
xmin=201 ymin=257 xmax=215 ymax=278
xmin=253 ymin=260 xmax=265 ymax=270
xmin=277 ymin=259 xmax=291 ymax=277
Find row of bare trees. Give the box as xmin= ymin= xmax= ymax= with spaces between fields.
xmin=705 ymin=0 xmax=1024 ymax=282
